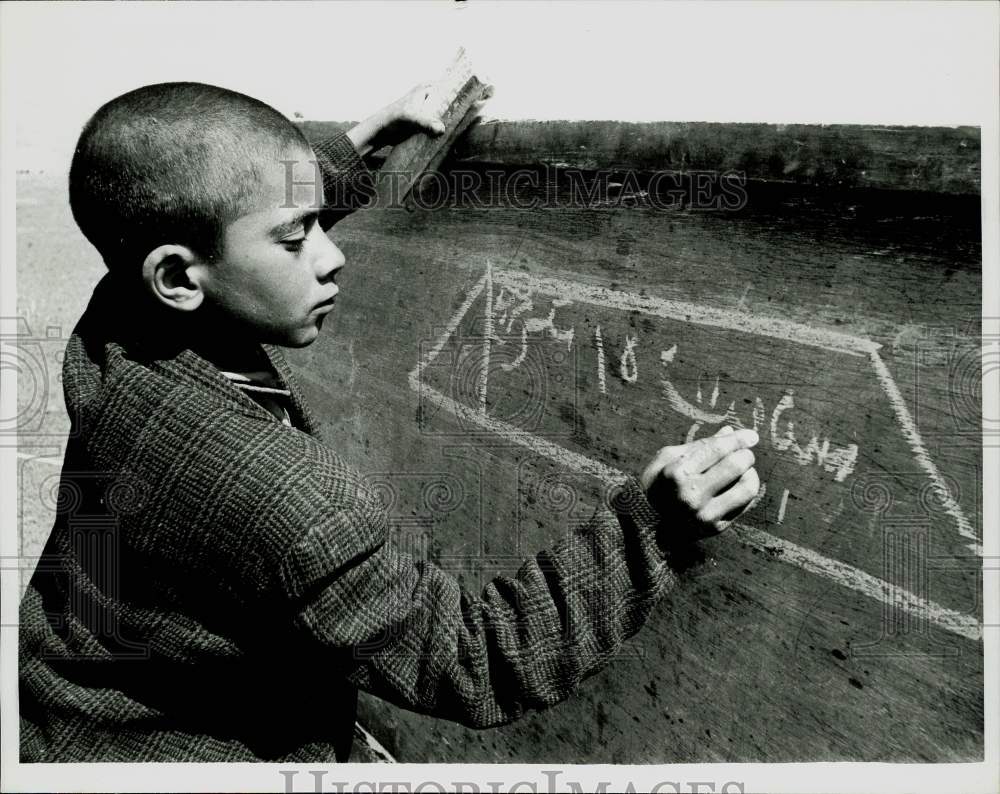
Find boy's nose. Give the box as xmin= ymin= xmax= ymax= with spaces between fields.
xmin=316 ymin=235 xmax=346 ymax=282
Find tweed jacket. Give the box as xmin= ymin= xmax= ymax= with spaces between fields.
xmin=19 ymin=134 xmax=679 ymax=763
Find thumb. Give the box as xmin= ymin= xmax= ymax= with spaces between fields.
xmin=410 ymin=113 xmax=445 ymax=135
xmin=641 ymin=441 xmax=687 ymax=491
xmin=715 ymin=424 xmax=735 ymax=436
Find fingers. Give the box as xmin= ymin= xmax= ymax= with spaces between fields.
xmin=410 ymin=109 xmax=446 ymax=135
xmin=699 ymin=466 xmax=762 ymax=527
xmin=640 ymin=442 xmax=686 ymax=490
xmin=397 ymin=84 xmax=445 ymax=135
xmin=699 ymin=446 xmax=755 ymax=495
xmin=400 ymin=113 xmax=445 ymax=137
xmin=641 ymin=425 xmax=751 ymax=491
xmin=640 ymin=423 xmax=763 ymax=544
xmin=686 ymin=427 xmax=759 ymax=473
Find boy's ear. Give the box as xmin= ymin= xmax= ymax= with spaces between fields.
xmin=141 ymin=244 xmax=208 ymax=311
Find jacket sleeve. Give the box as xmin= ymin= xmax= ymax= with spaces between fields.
xmin=311 ymin=133 xmax=376 ymax=220
xmin=277 ymin=463 xmax=679 ymax=729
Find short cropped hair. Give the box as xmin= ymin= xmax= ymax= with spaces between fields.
xmin=69 ymin=82 xmax=311 ymax=273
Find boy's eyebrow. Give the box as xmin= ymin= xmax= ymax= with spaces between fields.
xmin=267 ymin=210 xmax=320 ymax=240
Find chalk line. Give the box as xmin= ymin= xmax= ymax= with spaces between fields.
xmin=409 ymin=269 xmax=982 ymax=639
xmin=411 ymin=372 xmax=624 ymax=482
xmin=412 ymin=368 xmax=981 ymax=642
xmin=745 ymin=481 xmax=767 ymax=513
xmin=620 ymin=334 xmax=639 ymax=383
xmin=732 ymin=522 xmax=981 ymax=642
xmin=661 ymin=379 xmax=730 ymax=424
xmin=870 ymin=350 xmax=981 ymax=555
xmin=410 ymin=266 xmax=982 ymax=643
xmin=492 ymin=266 xmax=975 ymax=553
xmin=777 ymin=488 xmax=790 ymax=524
xmin=595 ymin=325 xmax=607 ymax=395
xmin=354 ymin=722 xmax=396 ymax=763
xmin=414 ymin=271 xmax=489 ymax=382
xmin=492 ymin=269 xmax=882 ymax=357
xmin=737 ymin=283 xmax=752 ymax=310
xmin=478 ymin=261 xmax=493 ymax=415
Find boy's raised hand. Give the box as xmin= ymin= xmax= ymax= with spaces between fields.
xmin=346 ymin=84 xmax=447 ymax=157
xmin=640 ymin=425 xmax=761 ymax=541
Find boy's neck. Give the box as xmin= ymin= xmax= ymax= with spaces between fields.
xmin=190 ymin=332 xmax=271 ymax=375
xmin=180 ymin=305 xmax=273 ymax=374
xmin=105 ymin=274 xmax=273 ymax=374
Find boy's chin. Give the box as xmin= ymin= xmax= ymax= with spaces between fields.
xmin=274 ymin=323 xmax=323 ymax=348
xmin=244 ymin=315 xmax=326 ymax=348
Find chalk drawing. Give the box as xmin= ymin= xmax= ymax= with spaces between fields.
xmin=661 ymin=357 xmax=858 ymax=482
xmin=771 ymin=392 xmax=796 ymax=452
xmin=355 ymin=722 xmax=397 ymax=763
xmin=777 ymin=488 xmax=790 ymax=524
xmin=753 ymin=397 xmax=766 ymax=433
xmin=495 ymin=309 xmax=574 ymax=375
xmin=500 ymin=324 xmax=529 ymax=372
xmin=523 ymin=301 xmax=575 ymax=350
xmin=414 ymin=269 xmax=490 ymax=384
xmin=770 ymin=390 xmax=859 ymax=482
xmin=493 ymin=287 xmax=516 ymax=332
xmin=661 ymin=381 xmax=729 ymax=425
xmin=737 ymin=283 xmax=752 ymax=310
xmin=731 ymin=522 xmax=980 ymax=642
xmin=620 ymin=335 xmax=639 ymax=384
xmin=870 ymin=349 xmax=981 ymax=555
xmin=477 ymin=260 xmax=493 ymax=415
xmin=492 ymin=285 xmax=530 ymax=371
xmin=685 ymin=423 xmax=700 ymax=444
xmin=491 ymin=270 xmax=881 ymax=357
xmin=594 ymin=325 xmax=607 ymax=395
xmin=744 ymin=481 xmax=767 ymax=514
xmin=409 ymin=265 xmax=981 ymax=641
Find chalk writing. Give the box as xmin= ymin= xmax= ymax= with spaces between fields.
xmin=769 ymin=390 xmax=859 ymax=482
xmin=487 ymin=280 xmax=860 ymax=483
xmin=409 ymin=267 xmax=981 ymax=638
xmin=594 ymin=325 xmax=607 ymax=394
xmin=778 ymin=488 xmax=790 ymax=524
xmin=620 ymin=335 xmax=639 ymax=384
xmin=478 ymin=261 xmax=494 ymax=414
xmin=492 ymin=286 xmax=575 ymax=374
xmin=660 ymin=349 xmax=859 ymax=482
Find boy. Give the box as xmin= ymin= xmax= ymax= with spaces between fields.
xmin=19 ymin=81 xmax=760 ymax=762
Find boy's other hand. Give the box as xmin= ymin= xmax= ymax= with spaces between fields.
xmin=346 ymin=84 xmax=447 ymax=157
xmin=640 ymin=425 xmax=761 ymax=541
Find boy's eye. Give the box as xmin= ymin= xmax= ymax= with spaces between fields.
xmin=281 ymin=237 xmax=306 ymax=252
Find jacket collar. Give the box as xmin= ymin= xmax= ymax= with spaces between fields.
xmin=80 ymin=274 xmax=319 ymax=436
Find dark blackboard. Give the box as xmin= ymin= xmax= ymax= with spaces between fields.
xmin=302 ymin=119 xmax=982 ymax=195
xmin=291 ymin=122 xmax=982 ymax=762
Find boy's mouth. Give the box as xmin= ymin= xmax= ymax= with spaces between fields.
xmin=313 ymin=293 xmax=338 ymax=313
xmin=313 ymin=287 xmax=339 ymax=311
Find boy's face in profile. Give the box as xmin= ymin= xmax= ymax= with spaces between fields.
xmin=198 ymin=146 xmax=344 ymax=348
